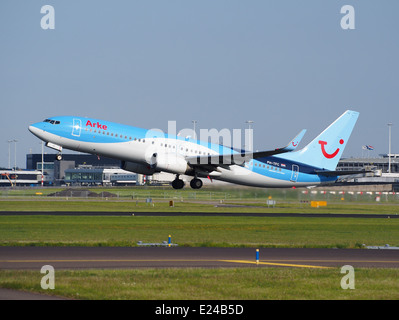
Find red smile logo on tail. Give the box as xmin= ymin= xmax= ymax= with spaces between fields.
xmin=318 ymin=139 xmax=344 ymax=159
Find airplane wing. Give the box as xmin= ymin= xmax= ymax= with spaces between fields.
xmin=186 ymin=129 xmax=306 ymax=167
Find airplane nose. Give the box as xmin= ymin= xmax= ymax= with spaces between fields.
xmin=28 ymin=123 xmax=44 ymax=139
xmin=29 ymin=124 xmax=39 ymax=134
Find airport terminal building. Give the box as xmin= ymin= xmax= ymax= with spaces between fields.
xmin=337 ymin=154 xmax=399 ymax=174
xmin=25 ymin=153 xmax=137 ymax=186
xmin=22 ymin=153 xmax=172 ymax=186
xmin=2 ymin=153 xmax=399 ymax=188
xmin=0 ymin=170 xmax=42 ymax=187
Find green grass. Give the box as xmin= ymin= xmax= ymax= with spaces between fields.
xmin=1 ymin=215 xmax=398 ymax=248
xmin=1 ymin=267 xmax=399 ymax=300
xmin=2 ymin=184 xmax=399 ymax=214
xmin=1 ymin=185 xmax=287 ymax=201
xmin=3 ymin=185 xmax=399 ymax=203
xmin=2 ymin=198 xmax=399 ymax=215
xmin=2 ymin=186 xmax=399 ymax=300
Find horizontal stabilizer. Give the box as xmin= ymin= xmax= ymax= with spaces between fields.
xmin=315 ymin=169 xmax=371 ymax=177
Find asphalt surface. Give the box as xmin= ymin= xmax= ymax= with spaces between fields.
xmin=1 ymin=211 xmax=399 ymax=300
xmin=2 ymin=247 xmax=399 ymax=270
xmin=1 ymin=211 xmax=399 ymax=218
xmin=2 ymin=245 xmax=399 ymax=300
xmin=0 ymin=288 xmax=67 ymax=300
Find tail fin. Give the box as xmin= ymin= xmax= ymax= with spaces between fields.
xmin=280 ymin=110 xmax=359 ymax=171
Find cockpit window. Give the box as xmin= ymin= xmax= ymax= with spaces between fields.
xmin=43 ymin=119 xmax=60 ymax=125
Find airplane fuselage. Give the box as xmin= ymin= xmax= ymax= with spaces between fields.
xmin=29 ymin=116 xmax=343 ymax=188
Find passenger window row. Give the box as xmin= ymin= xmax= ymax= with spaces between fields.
xmin=84 ymin=127 xmax=212 ymax=156
xmin=253 ymin=162 xmax=282 ymax=171
xmin=160 ymin=143 xmax=211 ymax=155
xmin=85 ymin=127 xmax=139 ymax=141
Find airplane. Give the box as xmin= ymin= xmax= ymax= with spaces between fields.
xmin=28 ymin=110 xmax=362 ymax=189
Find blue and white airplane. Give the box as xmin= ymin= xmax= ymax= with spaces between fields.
xmin=29 ymin=110 xmax=361 ymax=189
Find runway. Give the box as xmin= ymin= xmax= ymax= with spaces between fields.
xmin=1 ymin=210 xmax=399 ymax=269
xmin=1 ymin=211 xmax=398 ymax=218
xmin=1 ymin=246 xmax=399 ymax=270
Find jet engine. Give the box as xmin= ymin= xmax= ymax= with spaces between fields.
xmin=121 ymin=161 xmax=157 ymax=175
xmin=149 ymin=153 xmax=191 ymax=175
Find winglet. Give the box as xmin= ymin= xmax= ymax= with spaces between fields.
xmin=280 ymin=129 xmax=306 ymax=152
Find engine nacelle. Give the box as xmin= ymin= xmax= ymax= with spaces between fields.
xmin=121 ymin=161 xmax=156 ymax=175
xmin=151 ymin=153 xmax=190 ymax=175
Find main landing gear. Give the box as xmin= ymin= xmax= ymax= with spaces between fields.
xmin=171 ymin=176 xmax=185 ymax=189
xmin=190 ymin=178 xmax=203 ymax=189
xmin=171 ymin=175 xmax=203 ymax=190
xmin=56 ymin=153 xmax=63 ymax=161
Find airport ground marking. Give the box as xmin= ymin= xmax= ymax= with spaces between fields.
xmin=220 ymin=260 xmax=332 ymax=269
xmin=2 ymin=259 xmax=399 ymax=269
xmin=1 ymin=259 xmax=399 ymax=264
xmin=1 ymin=259 xmax=332 ymax=269
xmin=0 ymin=259 xmax=214 ymax=263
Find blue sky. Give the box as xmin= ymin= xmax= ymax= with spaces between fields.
xmin=1 ymin=1 xmax=398 ymax=168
